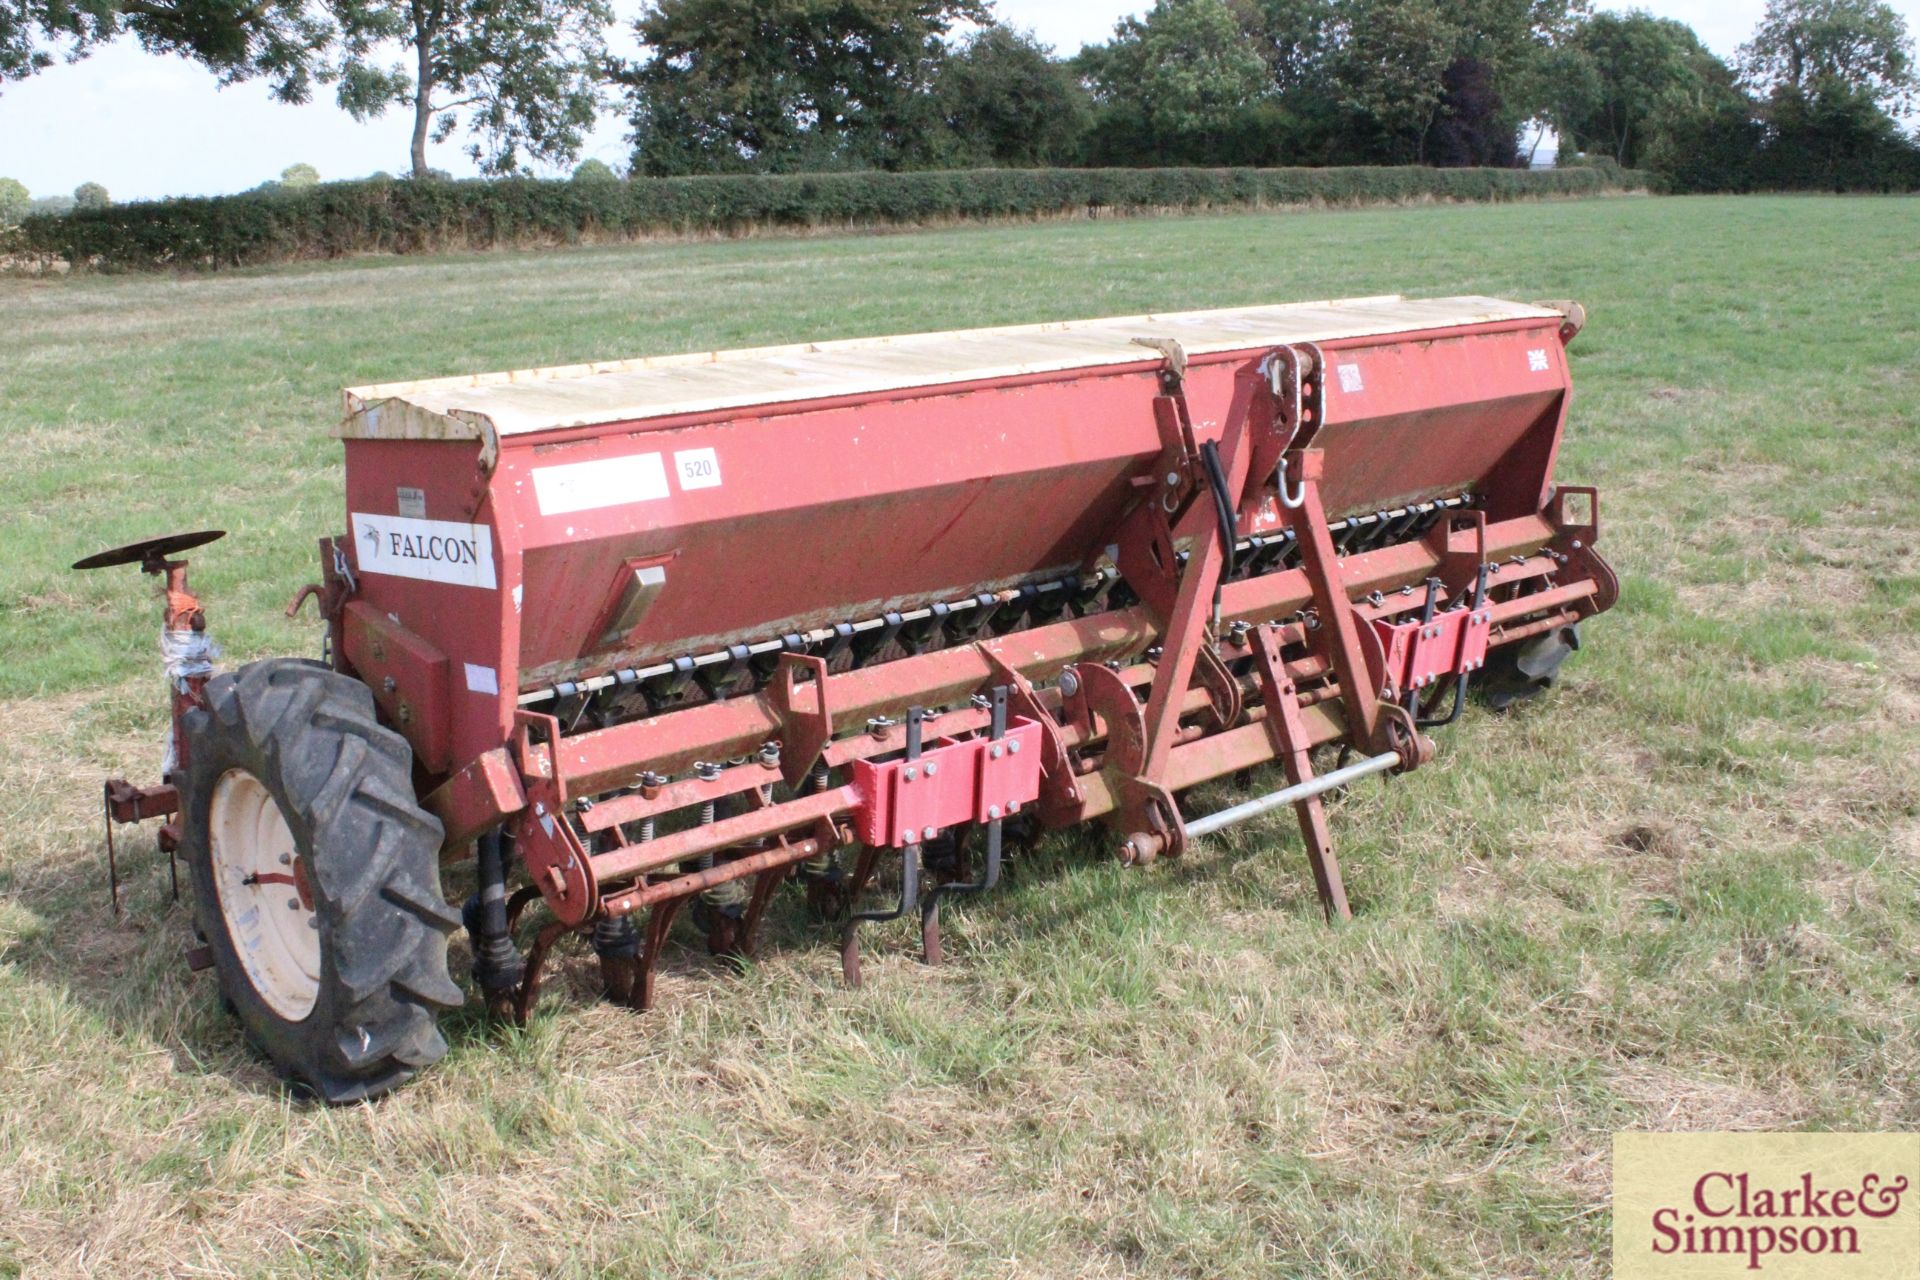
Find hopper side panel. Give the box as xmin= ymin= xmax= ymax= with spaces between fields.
xmin=1313 ymin=322 xmax=1572 ymax=518
xmin=495 ymin=370 xmax=1169 ymax=679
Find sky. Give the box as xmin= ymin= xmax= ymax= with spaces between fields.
xmin=0 ymin=0 xmax=1915 ymax=203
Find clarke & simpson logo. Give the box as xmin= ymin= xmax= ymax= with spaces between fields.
xmin=1614 ymin=1133 xmax=1920 ymax=1278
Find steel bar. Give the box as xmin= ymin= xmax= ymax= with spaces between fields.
xmin=604 ymin=838 xmax=827 ymax=915
xmin=1184 ymin=751 xmax=1401 ymax=839
xmin=591 ymin=784 xmax=858 ymax=882
xmin=1489 ymin=608 xmax=1581 ymax=646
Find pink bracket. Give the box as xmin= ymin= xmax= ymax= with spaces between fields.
xmin=1371 ymin=607 xmax=1493 ymax=700
xmin=850 ymin=718 xmax=1044 ymax=848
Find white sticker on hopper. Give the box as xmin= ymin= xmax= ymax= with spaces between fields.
xmin=674 ymin=447 xmax=722 ymax=490
xmin=1336 ymin=363 xmax=1364 ymax=393
xmin=532 ymin=453 xmax=670 ymax=515
xmin=464 ymin=662 xmax=499 ymax=695
xmin=350 ymin=513 xmax=497 ymax=589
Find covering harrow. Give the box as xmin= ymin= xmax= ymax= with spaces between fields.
xmin=83 ymin=295 xmax=1616 ymax=1100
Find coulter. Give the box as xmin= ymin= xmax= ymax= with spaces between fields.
xmin=81 ymin=296 xmax=1616 ymax=1100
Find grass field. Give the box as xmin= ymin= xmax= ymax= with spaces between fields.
xmin=2 ymin=194 xmax=1917 ymax=1278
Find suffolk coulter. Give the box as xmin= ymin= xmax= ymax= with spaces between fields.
xmin=85 ymin=296 xmax=1616 ymax=1100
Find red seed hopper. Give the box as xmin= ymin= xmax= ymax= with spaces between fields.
xmin=83 ymin=295 xmax=1616 ymax=1100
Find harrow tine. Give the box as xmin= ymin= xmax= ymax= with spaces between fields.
xmin=842 ymin=845 xmax=920 ymax=988
xmin=633 ymin=897 xmax=689 ymax=1012
xmin=103 ymin=785 xmax=120 ymax=919
xmin=919 ymin=685 xmax=1011 ymax=966
xmin=840 ymin=705 xmax=928 ymax=988
xmin=729 ymin=863 xmax=788 ymax=962
xmin=1417 ymin=559 xmax=1492 ymax=730
xmin=919 ymin=850 xmax=948 ymax=966
xmin=1403 ymin=577 xmax=1443 ymax=716
xmin=512 ymin=918 xmax=575 ymax=1025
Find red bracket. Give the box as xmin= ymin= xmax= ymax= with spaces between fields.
xmin=849 ymin=718 xmax=1044 ymax=848
xmin=1369 ymin=607 xmax=1492 ymax=702
xmin=768 ymin=653 xmax=833 ymax=787
xmin=1548 ymin=484 xmax=1600 ymax=544
xmin=510 ymin=710 xmax=598 ymax=926
xmin=105 ymin=778 xmax=178 ymax=825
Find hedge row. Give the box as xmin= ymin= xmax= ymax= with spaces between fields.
xmin=5 ymin=165 xmax=1647 ymax=271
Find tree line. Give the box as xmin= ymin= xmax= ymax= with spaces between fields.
xmin=3 ymin=0 xmax=1916 ymax=192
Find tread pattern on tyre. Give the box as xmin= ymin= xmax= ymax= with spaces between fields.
xmin=182 ymin=658 xmax=462 ymax=1103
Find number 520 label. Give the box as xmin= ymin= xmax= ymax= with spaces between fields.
xmin=674 ymin=448 xmax=722 ymax=491
xmin=672 ymin=450 xmax=721 ymax=491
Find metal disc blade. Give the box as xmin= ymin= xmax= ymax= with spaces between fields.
xmin=72 ymin=529 xmax=226 ymax=571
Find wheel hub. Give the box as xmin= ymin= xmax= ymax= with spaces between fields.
xmin=208 ymin=768 xmax=320 ymax=1020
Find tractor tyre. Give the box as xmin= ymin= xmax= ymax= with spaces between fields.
xmin=1479 ymin=623 xmax=1581 ymax=711
xmin=180 ymin=658 xmax=463 ymax=1103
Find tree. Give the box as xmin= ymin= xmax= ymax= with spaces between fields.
xmin=1731 ymin=0 xmax=1920 ymax=190
xmin=1740 ymin=0 xmax=1917 ymax=114
xmin=1426 ymin=56 xmax=1518 ymax=166
xmin=1300 ymin=0 xmax=1584 ymax=165
xmin=331 ymin=0 xmax=612 ymax=177
xmin=622 ymin=0 xmax=989 ymax=176
xmin=1633 ymin=1 xmax=1920 ymax=193
xmin=1329 ymin=0 xmax=1455 ymax=161
xmin=1448 ymin=0 xmax=1588 ymax=125
xmin=1234 ymin=0 xmax=1337 ymax=96
xmin=2 ymin=0 xmax=330 ymax=100
xmin=935 ymin=25 xmax=1088 ymax=166
xmin=1642 ymin=91 xmax=1763 ymax=190
xmin=1078 ymin=0 xmax=1270 ymax=154
xmin=281 ymin=162 xmax=322 ymax=185
xmin=1554 ymin=10 xmax=1736 ymax=168
xmin=0 ymin=176 xmax=27 ymax=226
xmin=73 ymin=181 xmax=110 ymax=207
xmin=1756 ymin=77 xmax=1920 ymax=186
xmin=571 ymin=157 xmax=618 ymax=180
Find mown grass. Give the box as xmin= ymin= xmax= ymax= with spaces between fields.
xmin=1 ymin=194 xmax=1917 ymax=1278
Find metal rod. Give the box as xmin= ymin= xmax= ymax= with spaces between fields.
xmin=616 ymin=838 xmax=825 ymax=912
xmin=592 ymin=783 xmax=858 ymax=881
xmin=1184 ymin=751 xmax=1401 ymax=839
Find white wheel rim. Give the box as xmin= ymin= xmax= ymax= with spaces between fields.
xmin=209 ymin=769 xmax=321 ymax=1021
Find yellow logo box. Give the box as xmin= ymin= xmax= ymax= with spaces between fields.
xmin=1614 ymin=1133 xmax=1919 ymax=1278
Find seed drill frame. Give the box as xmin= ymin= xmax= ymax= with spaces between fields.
xmin=91 ymin=296 xmax=1616 ymax=1056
